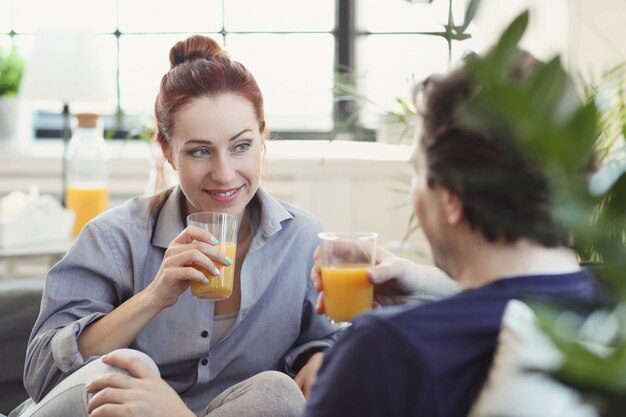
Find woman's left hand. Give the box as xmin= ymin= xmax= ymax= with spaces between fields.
xmin=86 ymin=351 xmax=195 ymax=417
xmin=294 ymin=352 xmax=325 ymax=399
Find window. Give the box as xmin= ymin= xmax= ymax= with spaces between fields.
xmin=356 ymin=0 xmax=476 ymax=128
xmin=1 ymin=0 xmax=476 ymax=140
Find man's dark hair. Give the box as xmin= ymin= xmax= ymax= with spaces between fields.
xmin=415 ymin=53 xmax=569 ymax=246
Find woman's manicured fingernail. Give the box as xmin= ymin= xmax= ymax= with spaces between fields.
xmin=203 ymin=277 xmax=209 ymax=284
xmin=225 ymin=256 xmax=233 ymax=266
xmin=213 ymin=266 xmax=220 ymax=275
xmin=211 ymin=236 xmax=219 ymax=245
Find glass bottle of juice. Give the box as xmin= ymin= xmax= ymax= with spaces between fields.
xmin=65 ymin=112 xmax=109 ymax=237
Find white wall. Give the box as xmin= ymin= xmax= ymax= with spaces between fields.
xmin=472 ymin=0 xmax=569 ymax=61
xmin=471 ymin=0 xmax=625 ymax=77
xmin=568 ymin=0 xmax=626 ymax=77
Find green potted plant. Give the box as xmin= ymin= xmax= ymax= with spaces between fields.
xmin=459 ymin=10 xmax=626 ymax=415
xmin=0 ymin=45 xmax=25 ymax=141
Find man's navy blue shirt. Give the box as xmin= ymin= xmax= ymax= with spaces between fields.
xmin=303 ymin=269 xmax=600 ymax=417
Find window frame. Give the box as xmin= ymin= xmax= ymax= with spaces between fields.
xmin=3 ymin=0 xmax=449 ymax=142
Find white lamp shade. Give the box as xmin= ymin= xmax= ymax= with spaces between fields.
xmin=19 ymin=29 xmax=111 ymax=104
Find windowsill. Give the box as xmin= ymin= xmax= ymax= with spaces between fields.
xmin=1 ymin=137 xmax=153 ymax=160
xmin=0 ymin=138 xmax=413 ymax=200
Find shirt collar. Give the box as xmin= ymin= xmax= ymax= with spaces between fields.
xmin=152 ymin=186 xmax=186 ymax=249
xmin=151 ymin=186 xmax=294 ymax=250
xmin=250 ymin=188 xmax=293 ymax=250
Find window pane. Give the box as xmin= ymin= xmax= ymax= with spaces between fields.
xmin=0 ymin=0 xmax=11 ymax=32
xmin=0 ymin=35 xmax=13 ymax=51
xmin=358 ymin=0 xmax=466 ymax=33
xmin=226 ymin=0 xmax=334 ymax=32
xmin=119 ymin=34 xmax=223 ymax=114
xmin=92 ymin=35 xmax=118 ymax=113
xmin=226 ymin=34 xmax=334 ymax=131
xmin=119 ymin=0 xmax=222 ymax=33
xmin=357 ymin=34 xmax=451 ymax=127
xmin=13 ymin=0 xmax=117 ymax=33
xmin=12 ymin=33 xmax=35 ymax=54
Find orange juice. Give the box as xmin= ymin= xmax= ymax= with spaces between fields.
xmin=191 ymin=242 xmax=237 ymax=300
xmin=66 ymin=186 xmax=109 ymax=236
xmin=321 ymin=263 xmax=373 ymax=322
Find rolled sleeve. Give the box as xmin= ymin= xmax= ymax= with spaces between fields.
xmin=51 ymin=312 xmax=107 ymax=373
xmin=23 ymin=221 xmax=130 ymax=401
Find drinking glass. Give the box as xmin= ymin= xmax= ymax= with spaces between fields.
xmin=187 ymin=211 xmax=238 ymax=300
xmin=318 ymin=232 xmax=378 ymax=324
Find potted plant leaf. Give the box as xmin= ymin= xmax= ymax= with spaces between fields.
xmin=460 ymin=10 xmax=626 ymax=416
xmin=0 ymin=45 xmax=25 ymax=141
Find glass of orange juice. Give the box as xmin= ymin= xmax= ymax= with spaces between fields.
xmin=318 ymin=232 xmax=378 ymax=324
xmin=187 ymin=212 xmax=238 ymax=300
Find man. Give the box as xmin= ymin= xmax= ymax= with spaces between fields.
xmin=302 ymin=50 xmax=602 ymax=417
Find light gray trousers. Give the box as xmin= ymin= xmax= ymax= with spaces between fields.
xmin=10 ymin=349 xmax=305 ymax=417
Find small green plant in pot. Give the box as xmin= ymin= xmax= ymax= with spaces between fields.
xmin=0 ymin=45 xmax=24 ymax=97
xmin=0 ymin=45 xmax=25 ymax=140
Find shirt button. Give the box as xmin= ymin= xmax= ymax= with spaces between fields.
xmin=201 ymin=330 xmax=209 ymax=338
xmin=201 ymin=358 xmax=208 ymax=366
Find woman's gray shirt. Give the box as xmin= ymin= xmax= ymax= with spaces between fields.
xmin=23 ymin=187 xmax=339 ymax=412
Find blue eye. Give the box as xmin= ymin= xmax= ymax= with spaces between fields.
xmin=234 ymin=142 xmax=251 ymax=152
xmin=190 ymin=148 xmax=211 ymax=158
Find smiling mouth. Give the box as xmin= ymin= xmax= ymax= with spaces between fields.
xmin=205 ymin=185 xmax=244 ymax=199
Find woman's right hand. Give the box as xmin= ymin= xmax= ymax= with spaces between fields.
xmin=146 ymin=225 xmax=229 ymax=309
xmin=87 ymin=351 xmax=195 ymax=417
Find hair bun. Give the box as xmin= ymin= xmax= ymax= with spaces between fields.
xmin=169 ymin=35 xmax=226 ymax=69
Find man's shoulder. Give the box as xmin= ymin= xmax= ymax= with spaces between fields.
xmin=373 ymin=291 xmax=507 ymax=329
xmin=352 ymin=293 xmax=508 ymax=355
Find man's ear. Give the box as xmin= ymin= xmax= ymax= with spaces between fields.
xmin=441 ymin=189 xmax=463 ymax=225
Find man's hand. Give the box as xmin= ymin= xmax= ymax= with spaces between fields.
xmin=295 ymin=352 xmax=325 ymax=399
xmin=311 ymin=245 xmax=458 ymax=313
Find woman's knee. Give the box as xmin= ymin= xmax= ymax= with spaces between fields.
xmin=107 ymin=349 xmax=160 ymax=376
xmin=204 ymin=371 xmax=305 ymax=417
xmin=247 ymin=371 xmax=305 ymax=416
xmin=13 ymin=350 xmax=159 ymax=417
xmin=77 ymin=349 xmax=159 ymax=382
xmin=252 ymin=371 xmax=301 ymax=394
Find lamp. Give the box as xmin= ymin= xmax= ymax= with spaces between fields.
xmin=19 ymin=29 xmax=110 ymax=206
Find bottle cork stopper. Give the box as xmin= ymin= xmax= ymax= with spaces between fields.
xmin=75 ymin=113 xmax=100 ymax=128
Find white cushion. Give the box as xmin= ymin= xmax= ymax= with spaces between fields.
xmin=468 ymin=299 xmax=599 ymax=417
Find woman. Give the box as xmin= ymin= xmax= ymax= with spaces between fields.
xmin=11 ymin=35 xmax=338 ymax=417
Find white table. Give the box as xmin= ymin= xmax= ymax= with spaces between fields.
xmin=0 ymin=239 xmax=72 ymax=278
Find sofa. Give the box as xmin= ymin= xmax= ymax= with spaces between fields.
xmin=0 ymin=278 xmax=44 ymax=415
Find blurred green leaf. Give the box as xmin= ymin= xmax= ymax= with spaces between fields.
xmin=0 ymin=45 xmax=25 ymax=97
xmin=489 ymin=11 xmax=529 ymax=73
xmin=456 ymin=0 xmax=482 ymax=34
xmin=468 ymin=9 xmax=626 ymax=415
